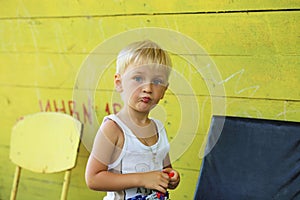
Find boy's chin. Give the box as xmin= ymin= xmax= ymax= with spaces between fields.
xmin=135 ymin=103 xmax=157 ymax=113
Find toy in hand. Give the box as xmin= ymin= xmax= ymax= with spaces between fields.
xmin=128 ymin=172 xmax=174 ymax=200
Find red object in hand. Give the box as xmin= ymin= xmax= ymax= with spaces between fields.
xmin=168 ymin=172 xmax=174 ymax=178
xmin=156 ymin=192 xmax=161 ymax=198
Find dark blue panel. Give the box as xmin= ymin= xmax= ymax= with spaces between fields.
xmin=194 ymin=116 xmax=300 ymax=200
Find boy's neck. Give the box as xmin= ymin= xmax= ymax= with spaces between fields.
xmin=117 ymin=107 xmax=157 ymax=140
xmin=117 ymin=107 xmax=150 ymax=127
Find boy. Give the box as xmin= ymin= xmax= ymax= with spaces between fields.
xmin=85 ymin=40 xmax=180 ymax=200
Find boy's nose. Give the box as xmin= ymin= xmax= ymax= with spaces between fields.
xmin=142 ymin=82 xmax=152 ymax=93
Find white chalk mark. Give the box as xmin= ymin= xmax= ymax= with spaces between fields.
xmin=0 ymin=23 xmax=7 ymax=51
xmin=218 ymin=69 xmax=260 ymax=96
xmin=218 ymin=69 xmax=246 ymax=84
xmin=17 ymin=0 xmax=40 ymax=51
xmin=174 ymin=19 xmax=179 ymax=32
xmin=203 ymin=66 xmax=260 ymax=97
xmin=284 ymin=100 xmax=287 ymax=120
xmin=275 ymin=101 xmax=299 ymax=120
xmin=276 ymin=110 xmax=300 ymax=119
xmin=55 ymin=24 xmax=67 ymax=52
xmin=98 ymin=19 xmax=106 ymax=39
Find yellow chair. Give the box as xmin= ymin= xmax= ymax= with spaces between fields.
xmin=9 ymin=112 xmax=82 ymax=200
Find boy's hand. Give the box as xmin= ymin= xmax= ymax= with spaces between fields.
xmin=141 ymin=171 xmax=170 ymax=194
xmin=163 ymin=168 xmax=180 ymax=189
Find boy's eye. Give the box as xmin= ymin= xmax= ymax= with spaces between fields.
xmin=133 ymin=76 xmax=143 ymax=82
xmin=152 ymin=79 xmax=164 ymax=85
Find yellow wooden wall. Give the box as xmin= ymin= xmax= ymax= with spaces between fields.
xmin=0 ymin=1 xmax=299 ymax=199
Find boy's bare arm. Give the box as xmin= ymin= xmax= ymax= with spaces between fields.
xmin=85 ymin=120 xmax=170 ymax=193
xmin=85 ymin=156 xmax=170 ymax=193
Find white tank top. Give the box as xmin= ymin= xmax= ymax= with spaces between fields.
xmin=103 ymin=114 xmax=170 ymax=200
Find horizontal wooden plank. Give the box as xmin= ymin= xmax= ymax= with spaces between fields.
xmin=1 ymin=0 xmax=299 ymax=18
xmin=1 ymin=85 xmax=299 ymax=149
xmin=0 ymin=53 xmax=299 ymax=101
xmin=1 ymin=85 xmax=299 ymax=127
xmin=211 ymin=55 xmax=300 ymax=101
xmin=0 ymin=53 xmax=85 ymax=89
xmin=3 ymin=86 xmax=299 ymax=125
xmin=0 ymin=12 xmax=298 ymax=56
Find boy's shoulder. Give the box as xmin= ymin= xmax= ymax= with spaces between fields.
xmin=100 ymin=116 xmax=123 ymax=140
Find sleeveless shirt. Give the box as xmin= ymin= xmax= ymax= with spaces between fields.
xmin=102 ymin=114 xmax=170 ymax=200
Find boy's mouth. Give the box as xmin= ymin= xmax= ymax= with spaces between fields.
xmin=141 ymin=97 xmax=151 ymax=103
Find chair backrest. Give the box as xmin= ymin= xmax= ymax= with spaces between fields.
xmin=10 ymin=112 xmax=82 ymax=200
xmin=194 ymin=116 xmax=300 ymax=200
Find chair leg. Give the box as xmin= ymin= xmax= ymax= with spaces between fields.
xmin=61 ymin=169 xmax=71 ymax=200
xmin=10 ymin=166 xmax=21 ymax=200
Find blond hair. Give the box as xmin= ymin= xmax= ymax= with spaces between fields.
xmin=116 ymin=40 xmax=172 ymax=76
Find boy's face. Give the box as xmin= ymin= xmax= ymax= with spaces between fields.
xmin=115 ymin=64 xmax=169 ymax=113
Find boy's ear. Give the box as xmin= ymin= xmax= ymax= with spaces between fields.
xmin=114 ymin=73 xmax=123 ymax=92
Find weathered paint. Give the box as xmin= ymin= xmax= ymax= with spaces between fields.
xmin=0 ymin=1 xmax=299 ymax=199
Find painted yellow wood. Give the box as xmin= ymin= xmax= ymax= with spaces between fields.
xmin=168 ymin=168 xmax=200 ymax=199
xmin=10 ymin=112 xmax=82 ymax=173
xmin=1 ymin=1 xmax=299 ymax=199
xmin=0 ymin=53 xmax=85 ymax=88
xmin=0 ymin=12 xmax=298 ymax=55
xmin=0 ymin=54 xmax=299 ymax=101
xmin=1 ymin=86 xmax=299 ymax=148
xmin=10 ymin=166 xmax=21 ymax=200
xmin=0 ymin=12 xmax=298 ymax=102
xmin=61 ymin=170 xmax=71 ymax=200
xmin=1 ymin=0 xmax=299 ymax=18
